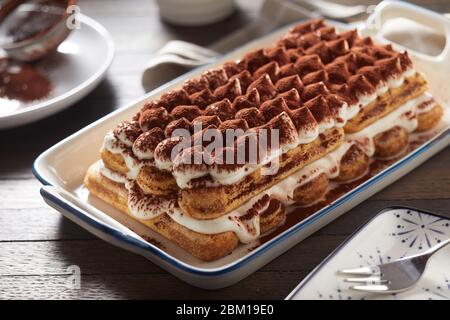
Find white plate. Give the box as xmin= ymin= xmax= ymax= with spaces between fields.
xmin=287 ymin=206 xmax=450 ymax=300
xmin=0 ymin=14 xmax=114 ymax=129
xmin=33 ymin=2 xmax=450 ymax=289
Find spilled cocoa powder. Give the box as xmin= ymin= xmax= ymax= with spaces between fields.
xmin=0 ymin=58 xmax=52 ymax=108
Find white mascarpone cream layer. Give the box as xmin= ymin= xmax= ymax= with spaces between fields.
xmin=348 ymin=68 xmax=415 ymax=115
xmin=102 ymin=131 xmax=143 ymax=180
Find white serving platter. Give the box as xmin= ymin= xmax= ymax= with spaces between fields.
xmin=0 ymin=14 xmax=114 ymax=129
xmin=287 ymin=206 xmax=450 ymax=300
xmin=34 ymin=1 xmax=450 ymax=289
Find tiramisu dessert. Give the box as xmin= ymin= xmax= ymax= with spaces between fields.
xmin=85 ymin=19 xmax=443 ymax=261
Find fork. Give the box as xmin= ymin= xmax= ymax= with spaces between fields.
xmin=340 ymin=239 xmax=450 ymax=293
xmin=155 ymin=40 xmax=218 ymax=63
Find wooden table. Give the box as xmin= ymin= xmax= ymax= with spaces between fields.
xmin=1 ymin=0 xmax=449 ymax=299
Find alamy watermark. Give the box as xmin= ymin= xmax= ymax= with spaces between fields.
xmin=169 ymin=125 xmax=282 ymax=176
xmin=66 ymin=5 xmax=81 ymax=30
xmin=366 ymin=5 xmax=382 ymax=31
xmin=43 ymin=265 xmax=80 ymax=299
xmin=65 ymin=265 xmax=81 ymax=290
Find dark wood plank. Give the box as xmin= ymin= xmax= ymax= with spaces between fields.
xmin=0 ymin=272 xmax=306 ymax=300
xmin=0 ymin=235 xmax=341 ymax=276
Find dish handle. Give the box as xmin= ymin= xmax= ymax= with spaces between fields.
xmin=362 ymin=0 xmax=450 ymax=65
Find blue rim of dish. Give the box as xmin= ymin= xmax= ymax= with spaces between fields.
xmin=285 ymin=205 xmax=450 ymax=299
xmin=32 ymin=19 xmax=450 ymax=277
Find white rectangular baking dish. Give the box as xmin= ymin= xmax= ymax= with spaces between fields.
xmin=34 ymin=1 xmax=450 ymax=289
